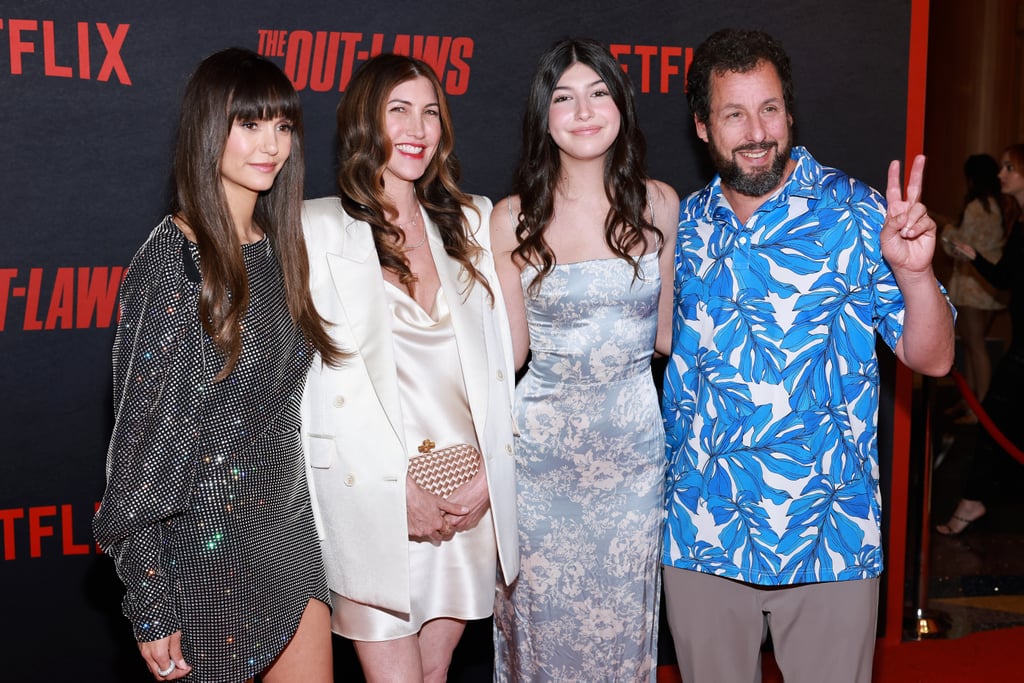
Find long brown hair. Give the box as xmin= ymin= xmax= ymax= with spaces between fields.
xmin=335 ymin=53 xmax=493 ymax=301
xmin=171 ymin=47 xmax=343 ymax=380
xmin=511 ymin=38 xmax=660 ymax=296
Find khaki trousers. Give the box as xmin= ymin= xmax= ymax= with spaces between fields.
xmin=663 ymin=566 xmax=878 ymax=683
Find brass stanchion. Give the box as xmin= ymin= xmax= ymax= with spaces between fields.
xmin=904 ymin=375 xmax=950 ymax=640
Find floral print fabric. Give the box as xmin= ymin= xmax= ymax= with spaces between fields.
xmin=662 ymin=147 xmax=909 ymax=586
xmin=494 ymin=252 xmax=664 ymax=682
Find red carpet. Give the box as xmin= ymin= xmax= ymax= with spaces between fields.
xmin=656 ymin=626 xmax=1024 ymax=682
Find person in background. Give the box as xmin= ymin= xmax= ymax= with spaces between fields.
xmin=661 ymin=28 xmax=954 ymax=683
xmin=937 ymin=143 xmax=1024 ymax=535
xmin=491 ymin=37 xmax=679 ymax=682
xmin=94 ymin=47 xmax=342 ymax=682
xmin=300 ymin=53 xmax=518 ymax=682
xmin=939 ymin=153 xmax=1013 ymax=423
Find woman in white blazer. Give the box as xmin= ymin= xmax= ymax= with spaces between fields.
xmin=300 ymin=54 xmax=518 ymax=682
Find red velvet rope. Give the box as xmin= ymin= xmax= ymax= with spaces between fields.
xmin=949 ymin=367 xmax=1024 ymax=464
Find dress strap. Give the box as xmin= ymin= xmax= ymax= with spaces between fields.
xmin=182 ymin=239 xmax=201 ymax=283
xmin=506 ymin=198 xmax=516 ymax=225
xmin=646 ymin=187 xmax=656 ymax=229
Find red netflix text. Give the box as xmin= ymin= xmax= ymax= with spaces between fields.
xmin=0 ymin=503 xmax=101 ymax=560
xmin=610 ymin=43 xmax=692 ymax=94
xmin=0 ymin=266 xmax=124 ymax=331
xmin=0 ymin=18 xmax=131 ymax=85
xmin=257 ymin=29 xmax=473 ymax=95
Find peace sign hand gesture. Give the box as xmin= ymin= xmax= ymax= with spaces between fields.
xmin=880 ymin=154 xmax=937 ymax=275
xmin=877 ymin=153 xmax=955 ymax=378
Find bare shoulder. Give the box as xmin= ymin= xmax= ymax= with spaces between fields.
xmin=646 ymin=178 xmax=680 ymax=210
xmin=491 ymin=195 xmax=520 ymax=234
xmin=645 ymin=179 xmax=680 ymax=237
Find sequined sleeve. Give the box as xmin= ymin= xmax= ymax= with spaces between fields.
xmin=93 ymin=218 xmax=206 ymax=641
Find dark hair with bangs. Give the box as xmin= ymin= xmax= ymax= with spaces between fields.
xmin=335 ymin=53 xmax=493 ymax=302
xmin=511 ymin=37 xmax=658 ymax=296
xmin=172 ymin=47 xmax=342 ymax=380
xmin=686 ymin=28 xmax=795 ymax=125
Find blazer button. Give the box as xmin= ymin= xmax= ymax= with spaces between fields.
xmin=505 ymin=443 xmax=513 ymax=454
xmin=496 ymin=370 xmax=505 ymax=381
xmin=344 ymin=474 xmax=355 ymax=487
xmin=333 ymin=395 xmax=346 ymax=408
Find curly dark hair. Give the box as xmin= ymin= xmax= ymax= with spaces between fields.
xmin=335 ymin=53 xmax=492 ymax=302
xmin=686 ymin=28 xmax=795 ymax=124
xmin=512 ymin=37 xmax=658 ymax=296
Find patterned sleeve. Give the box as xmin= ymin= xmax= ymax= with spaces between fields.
xmin=93 ymin=222 xmax=205 ymax=641
xmin=859 ymin=184 xmax=906 ymax=352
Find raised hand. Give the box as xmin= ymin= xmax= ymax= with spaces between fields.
xmin=880 ymin=154 xmax=937 ymax=274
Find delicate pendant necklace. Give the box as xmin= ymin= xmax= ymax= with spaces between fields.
xmin=398 ymin=212 xmax=426 ymax=251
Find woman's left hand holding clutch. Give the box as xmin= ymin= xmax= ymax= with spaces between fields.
xmin=444 ymin=469 xmax=491 ymax=534
xmin=406 ymin=475 xmax=469 ymax=543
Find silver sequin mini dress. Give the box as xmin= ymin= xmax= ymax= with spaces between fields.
xmin=94 ymin=217 xmax=330 ymax=682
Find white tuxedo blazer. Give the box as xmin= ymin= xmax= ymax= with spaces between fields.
xmin=300 ymin=194 xmax=519 ymax=614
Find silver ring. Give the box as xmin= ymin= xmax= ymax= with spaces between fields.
xmin=158 ymin=662 xmax=176 ymax=677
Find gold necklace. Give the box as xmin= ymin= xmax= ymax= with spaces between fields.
xmin=398 ymin=212 xmax=426 ymax=251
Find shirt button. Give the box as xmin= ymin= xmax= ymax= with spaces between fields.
xmin=333 ymin=396 xmax=345 ymax=408
xmin=344 ymin=474 xmax=355 ymax=486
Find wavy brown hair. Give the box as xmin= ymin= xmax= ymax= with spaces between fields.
xmin=511 ymin=38 xmax=660 ymax=296
xmin=335 ymin=53 xmax=493 ymax=302
xmin=171 ymin=47 xmax=344 ymax=380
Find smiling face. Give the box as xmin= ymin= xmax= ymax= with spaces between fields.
xmin=219 ymin=115 xmax=293 ymax=206
xmin=547 ymin=62 xmax=621 ymax=163
xmin=696 ymin=60 xmax=794 ymax=199
xmin=382 ymin=75 xmax=441 ymax=191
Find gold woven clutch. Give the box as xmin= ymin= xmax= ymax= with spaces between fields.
xmin=407 ymin=439 xmax=482 ymax=499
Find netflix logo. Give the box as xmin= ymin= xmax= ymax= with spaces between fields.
xmin=610 ymin=43 xmax=693 ymax=94
xmin=0 ymin=18 xmax=131 ymax=85
xmin=0 ymin=503 xmax=101 ymax=560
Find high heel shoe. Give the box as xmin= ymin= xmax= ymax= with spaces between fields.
xmin=936 ymin=512 xmax=984 ymax=536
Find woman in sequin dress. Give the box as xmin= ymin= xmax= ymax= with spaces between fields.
xmin=490 ymin=38 xmax=678 ymax=681
xmin=300 ymin=54 xmax=519 ymax=682
xmin=93 ymin=48 xmax=343 ymax=682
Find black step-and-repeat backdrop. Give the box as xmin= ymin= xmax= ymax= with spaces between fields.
xmin=1 ymin=2 xmax=916 ymax=680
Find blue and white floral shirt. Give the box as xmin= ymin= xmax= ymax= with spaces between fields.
xmin=662 ymin=146 xmax=905 ymax=585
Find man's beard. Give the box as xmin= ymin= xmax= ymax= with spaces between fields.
xmin=708 ymin=131 xmax=792 ymax=198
